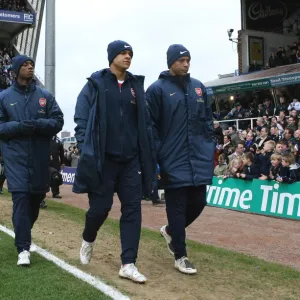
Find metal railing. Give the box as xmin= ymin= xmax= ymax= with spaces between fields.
xmin=217 ymin=117 xmax=270 ymax=130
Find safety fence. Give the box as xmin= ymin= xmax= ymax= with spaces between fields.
xmin=61 ymin=167 xmax=300 ymax=221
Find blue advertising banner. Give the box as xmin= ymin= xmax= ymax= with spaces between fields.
xmin=0 ymin=10 xmax=35 ymax=25
xmin=61 ymin=167 xmax=76 ymax=185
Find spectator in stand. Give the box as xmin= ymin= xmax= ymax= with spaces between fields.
xmin=223 ymin=157 xmax=243 ymax=179
xmin=256 ymin=140 xmax=275 ymax=177
xmin=214 ymin=154 xmax=227 ymax=176
xmin=277 ymin=111 xmax=287 ymax=129
xmin=270 ymin=116 xmax=284 ymax=134
xmin=220 ymin=135 xmax=233 ymax=162
xmin=288 ymin=98 xmax=300 ymax=111
xmin=292 ymin=129 xmax=300 ymax=161
xmin=244 ymin=131 xmax=256 ymax=153
xmin=213 ymin=121 xmax=223 ymax=144
xmin=277 ymin=153 xmax=299 ymax=183
xmin=227 ymin=125 xmax=242 ymax=147
xmin=269 ymin=154 xmax=282 ymax=181
xmin=0 ymin=0 xmax=28 ymax=12
xmin=275 ymin=140 xmax=290 ymax=155
xmin=270 ymin=125 xmax=280 ymax=143
xmin=228 ymin=142 xmax=245 ymax=162
xmin=289 ymin=108 xmax=299 ymax=124
xmin=0 ymin=47 xmax=14 ymax=91
xmin=236 ymin=152 xmax=260 ymax=180
xmin=68 ymin=145 xmax=80 ymax=167
xmin=256 ymin=126 xmax=271 ymax=150
xmin=286 ymin=116 xmax=298 ymax=132
xmin=275 ymin=96 xmax=288 ymax=115
xmin=268 ymin=52 xmax=276 ymax=68
xmin=262 ymin=98 xmax=274 ymax=117
xmin=282 ymin=128 xmax=295 ymax=145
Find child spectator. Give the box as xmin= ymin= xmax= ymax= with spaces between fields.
xmin=236 ymin=152 xmax=260 ymax=180
xmin=214 ymin=154 xmax=227 ymax=176
xmin=223 ymin=157 xmax=243 ymax=179
xmin=277 ymin=153 xmax=299 ymax=183
xmin=259 ymin=153 xmax=282 ymax=180
xmin=255 ymin=140 xmax=275 ymax=176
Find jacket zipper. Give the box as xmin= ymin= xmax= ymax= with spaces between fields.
xmin=119 ymin=83 xmax=124 ymax=156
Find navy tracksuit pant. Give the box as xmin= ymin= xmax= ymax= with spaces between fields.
xmin=83 ymin=156 xmax=142 ymax=265
xmin=165 ymin=185 xmax=207 ymax=260
xmin=12 ymin=192 xmax=45 ymax=253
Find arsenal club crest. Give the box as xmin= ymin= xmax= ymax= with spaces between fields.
xmin=39 ymin=98 xmax=47 ymax=107
xmin=131 ymin=88 xmax=136 ymax=97
xmin=195 ymin=88 xmax=202 ymax=97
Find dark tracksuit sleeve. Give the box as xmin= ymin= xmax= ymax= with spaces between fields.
xmin=244 ymin=165 xmax=260 ymax=180
xmin=74 ymin=82 xmax=92 ymax=153
xmin=282 ymin=169 xmax=298 ymax=183
xmin=0 ymin=102 xmax=21 ymax=140
xmin=35 ymin=95 xmax=64 ymax=136
xmin=146 ymin=85 xmax=162 ymax=159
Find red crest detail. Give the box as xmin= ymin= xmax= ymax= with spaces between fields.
xmin=195 ymin=88 xmax=202 ymax=97
xmin=39 ymin=98 xmax=47 ymax=107
xmin=131 ymin=88 xmax=136 ymax=97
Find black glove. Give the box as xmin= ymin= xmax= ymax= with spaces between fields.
xmin=19 ymin=120 xmax=36 ymax=135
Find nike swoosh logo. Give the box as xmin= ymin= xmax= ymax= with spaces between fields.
xmin=170 ymin=92 xmax=176 ymax=96
xmin=138 ymin=171 xmax=141 ymax=174
xmin=180 ymin=51 xmax=188 ymax=54
xmin=124 ymin=45 xmax=131 ymax=48
xmin=10 ymin=102 xmax=18 ymax=106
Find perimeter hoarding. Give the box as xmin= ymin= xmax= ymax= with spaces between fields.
xmin=61 ymin=167 xmax=300 ymax=221
xmin=0 ymin=10 xmax=35 ymax=25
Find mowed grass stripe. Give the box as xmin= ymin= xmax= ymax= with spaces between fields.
xmin=0 ymin=232 xmax=112 ymax=300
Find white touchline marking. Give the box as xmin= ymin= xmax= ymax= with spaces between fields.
xmin=0 ymin=224 xmax=130 ymax=300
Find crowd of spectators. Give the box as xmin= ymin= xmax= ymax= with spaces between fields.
xmin=0 ymin=0 xmax=28 ymax=12
xmin=63 ymin=145 xmax=80 ymax=168
xmin=213 ymin=106 xmax=300 ymax=183
xmin=0 ymin=46 xmax=13 ymax=92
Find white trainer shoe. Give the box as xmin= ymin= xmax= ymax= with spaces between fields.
xmin=160 ymin=225 xmax=175 ymax=256
xmin=175 ymin=257 xmax=197 ymax=274
xmin=17 ymin=250 xmax=30 ymax=266
xmin=80 ymin=240 xmax=94 ymax=265
xmin=119 ymin=263 xmax=147 ymax=283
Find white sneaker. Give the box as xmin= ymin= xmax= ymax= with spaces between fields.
xmin=175 ymin=257 xmax=197 ymax=274
xmin=160 ymin=225 xmax=175 ymax=256
xmin=17 ymin=250 xmax=30 ymax=266
xmin=30 ymin=244 xmax=37 ymax=252
xmin=119 ymin=263 xmax=147 ymax=283
xmin=80 ymin=240 xmax=94 ymax=265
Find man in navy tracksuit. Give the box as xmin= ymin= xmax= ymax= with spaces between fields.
xmin=146 ymin=45 xmax=215 ymax=274
xmin=0 ymin=55 xmax=64 ymax=266
xmin=73 ymin=40 xmax=155 ymax=283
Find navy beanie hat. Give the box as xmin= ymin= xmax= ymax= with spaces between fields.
xmin=12 ymin=55 xmax=34 ymax=77
xmin=107 ymin=40 xmax=133 ymax=65
xmin=167 ymin=44 xmax=191 ymax=68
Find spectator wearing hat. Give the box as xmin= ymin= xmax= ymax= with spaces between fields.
xmin=74 ymin=40 xmax=155 ymax=283
xmin=147 ymin=44 xmax=215 ymax=275
xmin=0 ymin=55 xmax=64 ymax=266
